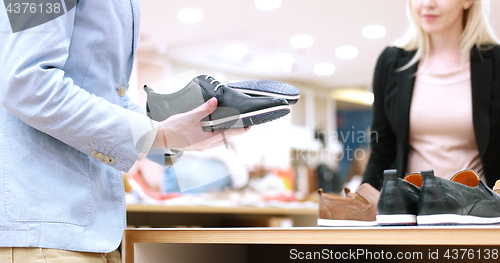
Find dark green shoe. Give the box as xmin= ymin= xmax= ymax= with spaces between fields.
xmin=144 ymin=75 xmax=290 ymax=131
xmin=376 ymin=169 xmax=421 ymax=226
xmin=417 ymin=170 xmax=500 ymax=225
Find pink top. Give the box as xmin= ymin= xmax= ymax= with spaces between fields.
xmin=406 ymin=61 xmax=483 ymax=181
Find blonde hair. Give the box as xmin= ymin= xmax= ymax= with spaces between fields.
xmin=394 ymin=0 xmax=500 ymax=71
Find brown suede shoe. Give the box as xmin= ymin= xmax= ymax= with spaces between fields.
xmin=317 ymin=183 xmax=380 ymax=226
xmin=494 ymin=180 xmax=500 ymax=195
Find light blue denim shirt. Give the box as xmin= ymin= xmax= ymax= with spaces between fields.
xmin=0 ymin=0 xmax=157 ymax=252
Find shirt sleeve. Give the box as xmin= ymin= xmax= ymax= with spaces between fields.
xmin=124 ymin=96 xmax=159 ymax=160
xmin=124 ymin=95 xmax=183 ymax=166
xmin=0 ymin=6 xmax=151 ymax=172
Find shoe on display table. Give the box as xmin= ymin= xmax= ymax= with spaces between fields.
xmin=376 ymin=169 xmax=421 ymax=226
xmin=417 ymin=169 xmax=500 ymax=225
xmin=494 ymin=180 xmax=500 ymax=194
xmin=317 ymin=183 xmax=380 ymax=227
xmin=145 ymin=75 xmax=290 ymax=130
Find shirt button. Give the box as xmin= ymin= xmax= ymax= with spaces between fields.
xmin=118 ymin=86 xmax=126 ymax=97
xmin=91 ymin=150 xmax=98 ymax=158
xmin=102 ymin=156 xmax=110 ymax=163
xmin=96 ymin=153 xmax=105 ymax=161
xmin=108 ymin=157 xmax=115 ymax=165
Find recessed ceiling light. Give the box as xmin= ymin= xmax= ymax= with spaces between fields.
xmin=255 ymin=0 xmax=282 ymax=10
xmin=271 ymin=53 xmax=295 ymax=72
xmin=314 ymin=63 xmax=335 ymax=76
xmin=224 ymin=44 xmax=248 ymax=61
xmin=362 ymin=25 xmax=387 ymax=39
xmin=289 ymin=34 xmax=314 ymax=49
xmin=335 ymin=46 xmax=358 ymax=59
xmin=177 ymin=8 xmax=204 ymax=24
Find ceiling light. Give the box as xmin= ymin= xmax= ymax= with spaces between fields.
xmin=177 ymin=8 xmax=204 ymax=24
xmin=335 ymin=45 xmax=358 ymax=59
xmin=271 ymin=53 xmax=295 ymax=72
xmin=362 ymin=92 xmax=374 ymax=104
xmin=362 ymin=25 xmax=387 ymax=39
xmin=255 ymin=0 xmax=282 ymax=10
xmin=331 ymin=89 xmax=374 ymax=105
xmin=224 ymin=44 xmax=248 ymax=61
xmin=314 ymin=63 xmax=335 ymax=76
xmin=289 ymin=35 xmax=314 ymax=49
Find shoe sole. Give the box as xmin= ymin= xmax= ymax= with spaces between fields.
xmin=231 ymin=88 xmax=300 ymax=104
xmin=317 ymin=218 xmax=377 ymax=227
xmin=376 ymin=214 xmax=417 ymax=226
xmin=417 ymin=214 xmax=500 ymax=225
xmin=201 ymin=105 xmax=290 ymax=130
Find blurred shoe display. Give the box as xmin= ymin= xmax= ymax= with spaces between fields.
xmin=317 ymin=183 xmax=380 ymax=227
xmin=128 ymin=170 xmax=182 ymax=205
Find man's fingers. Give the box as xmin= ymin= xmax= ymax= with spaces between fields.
xmin=188 ymin=97 xmax=218 ymax=119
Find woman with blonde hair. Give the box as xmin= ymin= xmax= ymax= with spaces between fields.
xmin=362 ymin=0 xmax=500 ymax=189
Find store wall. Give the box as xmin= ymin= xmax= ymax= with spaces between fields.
xmin=336 ymin=109 xmax=373 ymax=181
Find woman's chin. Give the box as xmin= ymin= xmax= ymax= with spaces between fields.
xmin=421 ymin=25 xmax=446 ymax=35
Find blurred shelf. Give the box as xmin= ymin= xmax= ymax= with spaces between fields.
xmin=127 ymin=204 xmax=317 ymax=215
xmin=127 ymin=204 xmax=318 ymax=215
xmin=126 ymin=204 xmax=318 ymax=228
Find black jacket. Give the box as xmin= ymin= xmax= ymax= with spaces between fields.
xmin=363 ymin=45 xmax=500 ymax=190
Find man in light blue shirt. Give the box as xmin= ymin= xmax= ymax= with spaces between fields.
xmin=0 ymin=0 xmax=246 ymax=260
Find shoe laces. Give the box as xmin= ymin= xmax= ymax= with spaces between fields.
xmin=205 ymin=75 xmax=225 ymax=92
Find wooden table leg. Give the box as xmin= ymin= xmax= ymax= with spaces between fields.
xmin=122 ymin=231 xmax=135 ymax=263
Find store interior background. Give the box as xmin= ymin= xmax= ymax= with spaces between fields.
xmin=125 ymin=0 xmax=500 ymax=225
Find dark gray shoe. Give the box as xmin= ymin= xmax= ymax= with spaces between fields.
xmin=376 ymin=169 xmax=421 ymax=226
xmin=417 ymin=170 xmax=500 ymax=225
xmin=144 ymin=75 xmax=290 ymax=130
xmin=223 ymin=79 xmax=300 ymax=104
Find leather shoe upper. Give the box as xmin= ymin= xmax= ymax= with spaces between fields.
xmin=145 ymin=75 xmax=289 ymax=124
xmin=318 ymin=183 xmax=380 ymax=222
xmin=377 ymin=169 xmax=421 ymax=216
xmin=418 ymin=170 xmax=500 ymax=218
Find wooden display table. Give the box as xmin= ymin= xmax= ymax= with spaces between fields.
xmin=122 ymin=226 xmax=500 ymax=263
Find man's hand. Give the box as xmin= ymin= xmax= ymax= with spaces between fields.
xmin=152 ymin=97 xmax=249 ymax=151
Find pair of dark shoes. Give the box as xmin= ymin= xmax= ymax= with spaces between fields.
xmin=377 ymin=169 xmax=500 ymax=226
xmin=144 ymin=75 xmax=299 ymax=130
